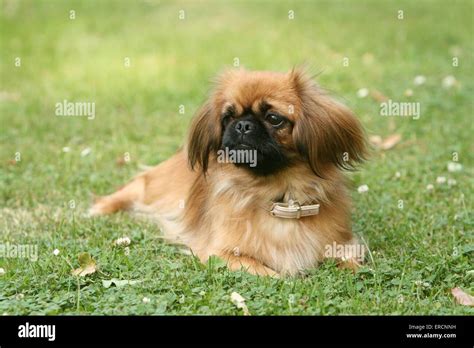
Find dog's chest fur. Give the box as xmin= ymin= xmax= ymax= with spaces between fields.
xmin=179 ymin=163 xmax=353 ymax=275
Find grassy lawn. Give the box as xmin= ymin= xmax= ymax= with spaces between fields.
xmin=0 ymin=0 xmax=472 ymax=315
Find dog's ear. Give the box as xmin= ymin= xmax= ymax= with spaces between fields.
xmin=187 ymin=100 xmax=221 ymax=173
xmin=290 ymin=68 xmax=367 ymax=177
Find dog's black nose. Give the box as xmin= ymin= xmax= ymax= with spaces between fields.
xmin=235 ymin=120 xmax=255 ymax=134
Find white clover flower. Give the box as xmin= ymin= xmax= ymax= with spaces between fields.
xmin=404 ymin=89 xmax=413 ymax=97
xmin=80 ymin=147 xmax=91 ymax=157
xmin=356 ymin=88 xmax=369 ymax=98
xmin=114 ymin=236 xmax=131 ymax=247
xmin=357 ymin=184 xmax=369 ymax=193
xmin=426 ymin=184 xmax=434 ymax=191
xmin=142 ymin=297 xmax=151 ymax=304
xmin=442 ymin=75 xmax=457 ymax=89
xmin=448 ymin=178 xmax=457 ymax=186
xmin=395 ymin=171 xmax=401 ymax=178
xmin=447 ymin=162 xmax=462 ymax=172
xmin=0 ymin=268 xmax=5 ymax=276
xmin=53 ymin=249 xmax=60 ymax=256
xmin=413 ymin=75 xmax=426 ymax=85
xmin=436 ymin=176 xmax=446 ymax=184
xmin=124 ymin=247 xmax=130 ymax=256
xmin=62 ymin=147 xmax=71 ymax=153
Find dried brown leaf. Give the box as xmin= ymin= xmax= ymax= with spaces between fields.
xmin=71 ymin=252 xmax=97 ymax=277
xmin=369 ymin=135 xmax=383 ymax=147
xmin=230 ymin=291 xmax=250 ymax=315
xmin=0 ymin=91 xmax=21 ymax=102
xmin=116 ymin=157 xmax=126 ymax=166
xmin=370 ymin=90 xmax=389 ymax=102
xmin=451 ymin=287 xmax=474 ymax=306
xmin=381 ymin=134 xmax=402 ymax=150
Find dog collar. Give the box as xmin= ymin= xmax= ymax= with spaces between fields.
xmin=269 ymin=200 xmax=320 ymax=219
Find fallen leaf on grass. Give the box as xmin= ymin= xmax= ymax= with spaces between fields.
xmin=380 ymin=134 xmax=402 ymax=150
xmin=370 ymin=134 xmax=402 ymax=150
xmin=102 ymin=278 xmax=142 ymax=288
xmin=451 ymin=287 xmax=474 ymax=306
xmin=369 ymin=135 xmax=382 ymax=147
xmin=71 ymin=252 xmax=97 ymax=277
xmin=116 ymin=157 xmax=127 ymax=166
xmin=370 ymin=90 xmax=389 ymax=102
xmin=230 ymin=291 xmax=250 ymax=316
xmin=0 ymin=91 xmax=21 ymax=102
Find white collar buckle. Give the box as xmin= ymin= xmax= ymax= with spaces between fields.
xmin=270 ymin=200 xmax=320 ymax=219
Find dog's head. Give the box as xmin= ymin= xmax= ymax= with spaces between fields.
xmin=187 ymin=68 xmax=367 ymax=177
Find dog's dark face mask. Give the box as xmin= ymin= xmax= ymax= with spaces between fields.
xmin=220 ymin=109 xmax=290 ymax=176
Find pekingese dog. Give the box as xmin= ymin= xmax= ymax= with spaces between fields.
xmin=90 ymin=68 xmax=367 ymax=276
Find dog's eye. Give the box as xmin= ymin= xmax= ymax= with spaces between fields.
xmin=266 ymin=113 xmax=284 ymax=127
xmin=221 ymin=107 xmax=236 ymax=127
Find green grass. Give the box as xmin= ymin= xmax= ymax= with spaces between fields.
xmin=0 ymin=0 xmax=473 ymax=315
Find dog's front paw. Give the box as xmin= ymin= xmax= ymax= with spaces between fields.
xmin=220 ymin=253 xmax=280 ymax=278
xmin=337 ymin=257 xmax=362 ymax=272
